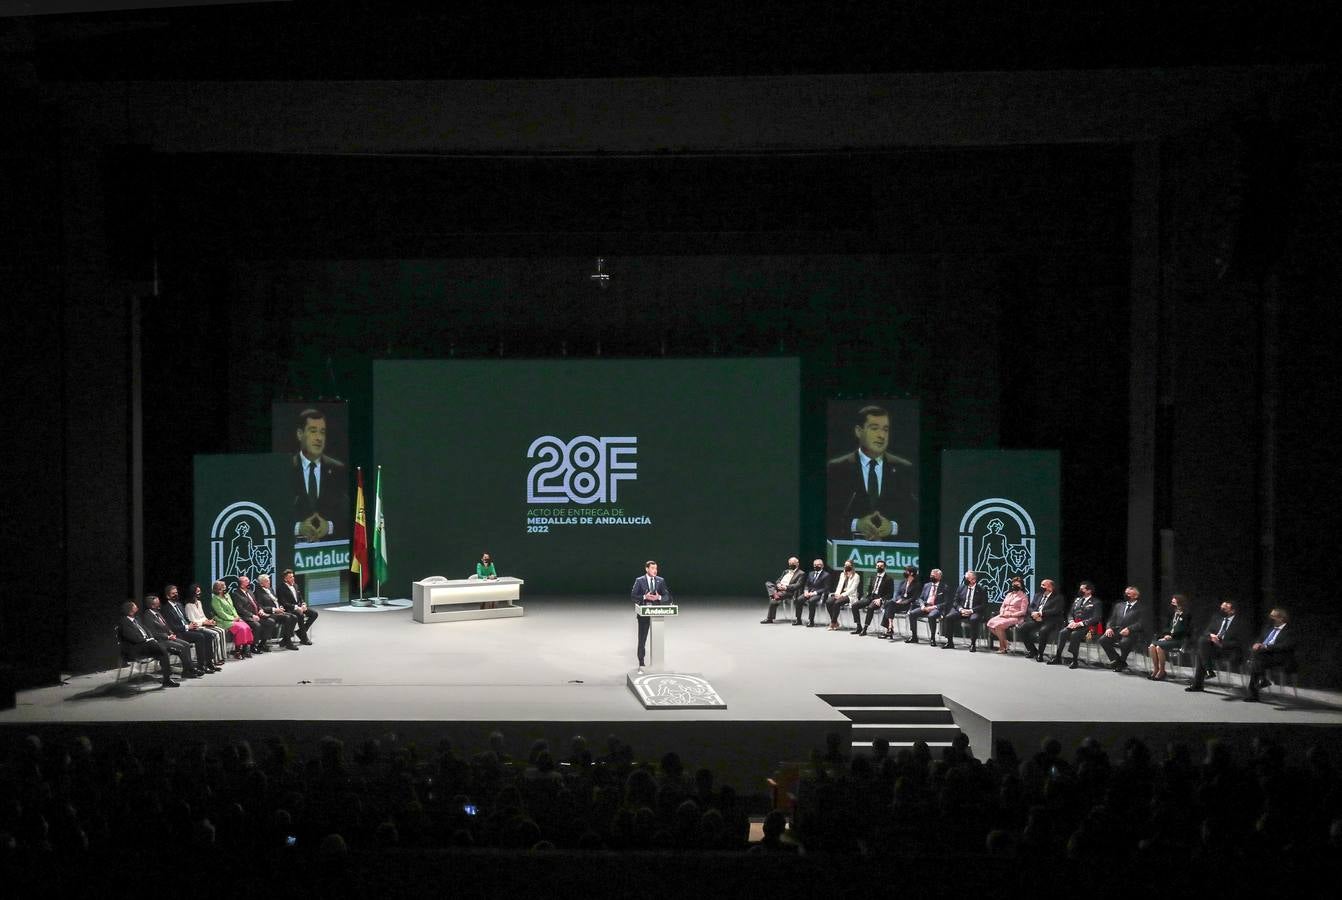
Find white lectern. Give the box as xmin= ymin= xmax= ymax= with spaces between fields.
xmin=634 ymin=602 xmax=678 ymax=669
xmin=626 ymin=602 xmax=726 ymax=709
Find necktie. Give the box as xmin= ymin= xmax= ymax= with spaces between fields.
xmin=133 ymin=619 xmax=148 ymax=640
xmin=1266 ymin=627 xmax=1279 ymax=646
xmin=866 ymin=459 xmax=878 ymax=503
xmin=1218 ymin=617 xmax=1230 ymax=638
xmin=307 ymin=461 xmax=317 ymax=499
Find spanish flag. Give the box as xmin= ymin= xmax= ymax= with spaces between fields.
xmin=351 ymin=466 xmax=369 ymax=588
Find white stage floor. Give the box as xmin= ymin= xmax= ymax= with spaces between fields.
xmin=4 ymin=598 xmax=1340 ymax=783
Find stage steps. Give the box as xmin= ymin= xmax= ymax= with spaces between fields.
xmin=818 ymin=693 xmax=965 ymax=755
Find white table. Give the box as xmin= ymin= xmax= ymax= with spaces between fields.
xmin=412 ymin=576 xmax=525 ymax=624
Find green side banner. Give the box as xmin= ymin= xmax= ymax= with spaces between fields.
xmin=193 ymin=453 xmax=295 ymax=592
xmin=938 ymin=449 xmax=1061 ymax=607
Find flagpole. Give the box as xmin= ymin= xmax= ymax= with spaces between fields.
xmin=351 ymin=465 xmax=371 ymax=605
xmin=372 ymin=464 xmax=387 ymax=603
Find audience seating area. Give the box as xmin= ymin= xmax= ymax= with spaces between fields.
xmin=2 ymin=725 xmax=1337 ymax=896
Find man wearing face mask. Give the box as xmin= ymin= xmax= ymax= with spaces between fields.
xmin=1048 ymin=582 xmax=1102 ymax=669
xmin=1098 ymin=585 xmax=1146 ymax=673
xmin=941 ymin=570 xmax=988 ymax=651
xmin=906 ymin=568 xmax=950 ymax=645
xmin=761 ymin=557 xmax=805 ymax=624
xmin=880 ymin=565 xmax=920 ymax=639
xmin=851 ymin=560 xmax=894 ymax=635
xmin=1185 ymin=599 xmax=1250 ymax=692
xmin=1018 ymin=578 xmax=1066 ymax=661
xmin=793 ymin=559 xmax=832 ymax=627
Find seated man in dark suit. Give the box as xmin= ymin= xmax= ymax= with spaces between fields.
xmin=1244 ymin=607 xmax=1298 ymax=702
xmin=140 ymin=594 xmax=206 ymax=678
xmin=117 ymin=600 xmax=179 ymax=687
xmin=761 ymin=557 xmax=804 ymax=624
xmin=1185 ymin=599 xmax=1251 ymax=692
xmin=1098 ymin=585 xmax=1146 ymax=673
xmin=793 ymin=559 xmax=831 ymax=627
xmin=159 ymin=584 xmax=219 ymax=673
xmin=906 ymin=568 xmax=951 ymax=645
xmin=851 ymin=560 xmax=895 ymax=635
xmin=1048 ymin=582 xmax=1102 ymax=668
xmin=1017 ymin=578 xmax=1066 ymax=661
xmin=232 ymin=575 xmax=278 ymax=650
xmin=255 ymin=574 xmax=299 ymax=649
xmin=276 ymin=568 xmax=318 ymax=645
xmin=940 ymin=570 xmax=988 ymax=651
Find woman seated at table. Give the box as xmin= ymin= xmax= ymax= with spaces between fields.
xmin=476 ymin=552 xmax=498 ymax=580
xmin=1147 ymin=593 xmax=1190 ymax=681
xmin=986 ymin=576 xmax=1030 ymax=654
xmin=210 ymin=580 xmax=255 ymax=658
xmin=183 ymin=582 xmax=228 ymax=666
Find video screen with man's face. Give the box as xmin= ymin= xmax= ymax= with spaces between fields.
xmin=271 ymin=400 xmax=351 ymax=554
xmin=825 ymin=398 xmax=921 ymax=573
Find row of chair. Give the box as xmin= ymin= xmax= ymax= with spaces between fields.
xmin=831 ymin=607 xmax=1300 ymax=697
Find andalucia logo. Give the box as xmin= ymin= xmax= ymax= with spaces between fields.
xmin=211 ymin=500 xmax=277 ymax=591
xmin=957 ymin=497 xmax=1037 ymax=606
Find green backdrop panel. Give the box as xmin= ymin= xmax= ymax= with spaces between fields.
xmin=374 ymin=359 xmax=799 ymax=597
xmin=939 ymin=449 xmax=1061 ymax=606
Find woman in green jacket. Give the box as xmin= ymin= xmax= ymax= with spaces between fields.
xmin=476 ymin=553 xmax=497 ymax=580
xmin=211 ymin=581 xmax=256 ymax=658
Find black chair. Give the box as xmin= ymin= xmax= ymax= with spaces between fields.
xmin=114 ymin=629 xmax=166 ymax=688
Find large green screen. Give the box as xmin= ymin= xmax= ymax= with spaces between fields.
xmin=374 ymin=359 xmax=799 ymax=596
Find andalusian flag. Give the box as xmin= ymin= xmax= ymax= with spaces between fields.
xmin=372 ymin=465 xmax=388 ymax=584
xmin=351 ymin=467 xmax=369 ymax=588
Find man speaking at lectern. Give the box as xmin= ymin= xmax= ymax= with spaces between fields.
xmin=632 ymin=560 xmax=672 ymax=670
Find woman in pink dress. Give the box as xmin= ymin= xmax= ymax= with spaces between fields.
xmin=209 ymin=579 xmax=255 ymax=658
xmin=987 ymin=576 xmax=1029 ymax=654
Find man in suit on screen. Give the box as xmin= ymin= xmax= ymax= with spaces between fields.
xmin=631 ymin=560 xmax=672 ymax=671
xmin=291 ymin=407 xmax=349 ymax=544
xmin=826 ymin=405 xmax=918 ymax=543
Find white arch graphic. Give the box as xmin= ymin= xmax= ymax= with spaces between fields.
xmin=958 ymin=497 xmax=1036 ymax=537
xmin=957 ymin=497 xmax=1038 ymax=604
xmin=211 ymin=500 xmax=278 ymax=540
xmin=210 ymin=500 xmax=278 ymax=586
